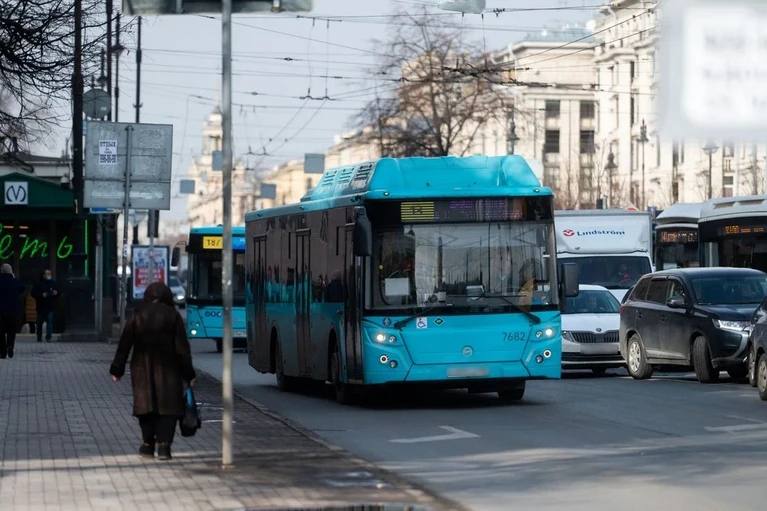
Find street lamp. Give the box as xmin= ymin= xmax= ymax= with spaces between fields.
xmin=605 ymin=151 xmax=618 ymax=208
xmin=637 ymin=119 xmax=649 ymax=209
xmin=702 ymin=141 xmax=719 ymax=199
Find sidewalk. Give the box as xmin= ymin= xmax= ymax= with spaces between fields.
xmin=0 ymin=339 xmax=455 ymax=511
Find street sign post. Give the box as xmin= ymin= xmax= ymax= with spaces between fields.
xmin=84 ymin=120 xmax=173 ymax=334
xmin=124 ymin=0 xmax=312 ymax=469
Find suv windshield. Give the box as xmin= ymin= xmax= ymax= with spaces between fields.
xmin=560 ymin=256 xmax=651 ymax=290
xmin=371 ymin=222 xmax=555 ymax=313
xmin=562 ymin=289 xmax=620 ymax=314
xmin=691 ymin=275 xmax=767 ymax=305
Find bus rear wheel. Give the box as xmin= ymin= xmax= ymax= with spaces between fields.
xmin=329 ymin=344 xmax=353 ymax=405
xmin=274 ymin=342 xmax=297 ymax=392
xmin=497 ymin=381 xmax=525 ymax=402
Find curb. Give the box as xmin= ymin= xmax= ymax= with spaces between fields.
xmin=194 ymin=366 xmax=469 ymax=511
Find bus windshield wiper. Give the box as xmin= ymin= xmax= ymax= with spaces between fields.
xmin=393 ymin=303 xmax=452 ymax=329
xmin=481 ymin=294 xmax=541 ymax=324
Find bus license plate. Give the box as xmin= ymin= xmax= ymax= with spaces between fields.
xmin=447 ymin=367 xmax=489 ymax=378
xmin=233 ymin=330 xmax=246 ymax=338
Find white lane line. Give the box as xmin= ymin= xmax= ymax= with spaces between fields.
xmin=390 ymin=425 xmax=479 ymax=444
xmin=704 ymin=423 xmax=765 ymax=433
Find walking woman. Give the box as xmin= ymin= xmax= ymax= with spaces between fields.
xmin=110 ymin=282 xmax=196 ymax=460
xmin=0 ymin=264 xmax=24 ymax=359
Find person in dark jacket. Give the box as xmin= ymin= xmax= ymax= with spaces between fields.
xmin=110 ymin=282 xmax=196 ymax=460
xmin=31 ymin=269 xmax=59 ymax=342
xmin=0 ymin=264 xmax=24 ymax=359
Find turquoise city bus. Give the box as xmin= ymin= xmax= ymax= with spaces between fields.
xmin=185 ymin=226 xmax=247 ymax=353
xmin=245 ymin=156 xmax=576 ymax=402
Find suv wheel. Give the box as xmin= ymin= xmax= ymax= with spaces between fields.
xmin=627 ymin=335 xmax=653 ymax=380
xmin=748 ymin=347 xmax=758 ymax=387
xmin=757 ymin=353 xmax=767 ymax=401
xmin=693 ymin=336 xmax=719 ymax=383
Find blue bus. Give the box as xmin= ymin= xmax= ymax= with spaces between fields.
xmin=185 ymin=226 xmax=248 ymax=353
xmin=245 ymin=156 xmax=576 ymax=403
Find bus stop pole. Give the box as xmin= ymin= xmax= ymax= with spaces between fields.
xmin=221 ymin=0 xmax=234 ymax=468
xmin=120 ymin=125 xmax=133 ymax=332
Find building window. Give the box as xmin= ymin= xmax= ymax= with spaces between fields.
xmin=544 ymin=130 xmax=560 ymax=154
xmin=545 ymin=100 xmax=561 ymax=119
xmin=306 ymin=177 xmax=313 ymax=193
xmin=630 ymin=60 xmax=636 ymax=81
xmin=580 ymin=101 xmax=595 ymax=120
xmin=630 ymin=94 xmax=636 ymax=126
xmin=723 ymin=174 xmax=734 ymax=197
xmin=580 ymin=130 xmax=595 ymax=154
xmin=723 ymin=159 xmax=732 ymax=172
xmin=723 ymin=142 xmax=735 ymax=158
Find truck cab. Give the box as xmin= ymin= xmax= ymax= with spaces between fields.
xmin=555 ymin=209 xmax=654 ymax=301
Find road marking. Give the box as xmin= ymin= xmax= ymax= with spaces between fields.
xmin=390 ymin=426 xmax=479 ymax=444
xmin=704 ymin=423 xmax=765 ymax=433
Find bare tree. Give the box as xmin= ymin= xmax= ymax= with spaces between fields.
xmin=0 ymin=0 xmax=106 ymax=146
xmin=357 ymin=13 xmax=507 ymax=157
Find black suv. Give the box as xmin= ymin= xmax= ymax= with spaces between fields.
xmin=747 ymin=298 xmax=767 ymax=399
xmin=620 ymin=268 xmax=767 ymax=383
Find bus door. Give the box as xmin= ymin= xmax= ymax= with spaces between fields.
xmin=344 ymin=225 xmax=364 ymax=382
xmin=250 ymin=236 xmax=268 ymax=371
xmin=296 ymin=229 xmax=311 ymax=376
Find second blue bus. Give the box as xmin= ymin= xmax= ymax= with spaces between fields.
xmin=185 ymin=226 xmax=247 ymax=353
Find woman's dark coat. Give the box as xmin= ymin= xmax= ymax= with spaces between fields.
xmin=110 ymin=301 xmax=196 ymax=417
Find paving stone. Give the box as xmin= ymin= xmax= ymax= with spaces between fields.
xmin=0 ymin=339 xmax=454 ymax=510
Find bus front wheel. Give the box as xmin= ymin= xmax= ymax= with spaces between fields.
xmin=329 ymin=343 xmax=353 ymax=405
xmin=497 ymin=381 xmax=526 ymax=402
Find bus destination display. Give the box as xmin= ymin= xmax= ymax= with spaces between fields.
xmin=400 ymin=198 xmax=536 ymax=223
xmin=659 ymin=230 xmax=698 ymax=244
xmin=718 ymin=224 xmax=767 ymax=236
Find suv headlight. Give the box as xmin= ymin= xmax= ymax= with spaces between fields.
xmin=713 ymin=319 xmax=751 ymax=332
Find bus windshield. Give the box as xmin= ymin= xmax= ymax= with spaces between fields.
xmin=561 ymin=256 xmax=651 ymax=290
xmin=372 ymin=222 xmax=555 ymax=312
xmin=188 ymin=249 xmax=246 ymax=304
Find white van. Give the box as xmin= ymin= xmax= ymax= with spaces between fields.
xmin=555 ymin=209 xmax=653 ymax=301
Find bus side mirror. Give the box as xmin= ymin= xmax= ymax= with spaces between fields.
xmin=353 ymin=207 xmax=372 ymax=257
xmin=561 ymin=263 xmax=579 ymax=298
xmin=171 ymin=246 xmax=181 ymax=267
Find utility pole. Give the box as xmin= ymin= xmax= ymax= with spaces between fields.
xmin=106 ymin=0 xmax=113 ymax=120
xmin=703 ymin=141 xmax=719 ymax=199
xmin=507 ymin=104 xmax=519 ymax=155
xmin=221 ymin=0 xmax=234 ymax=468
xmin=638 ymin=119 xmax=648 ymax=210
xmin=134 ymin=16 xmax=142 ymax=124
xmin=605 ymin=151 xmax=617 ymax=208
xmin=72 ymin=0 xmax=84 ymax=213
xmin=114 ymin=12 xmax=123 ymax=122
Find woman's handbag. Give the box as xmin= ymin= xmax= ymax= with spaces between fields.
xmin=180 ymin=387 xmax=201 ymax=437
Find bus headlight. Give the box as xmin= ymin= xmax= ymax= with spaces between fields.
xmin=190 ymin=329 xmax=198 ymax=336
xmin=374 ymin=333 xmax=398 ymax=344
xmin=535 ymin=327 xmax=556 ymax=339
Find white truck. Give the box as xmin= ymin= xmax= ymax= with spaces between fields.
xmin=555 ymin=209 xmax=654 ymax=301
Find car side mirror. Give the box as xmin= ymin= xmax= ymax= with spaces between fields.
xmin=561 ymin=263 xmax=579 ymax=298
xmin=171 ymin=246 xmax=181 ymax=268
xmin=353 ymin=207 xmax=372 ymax=257
xmin=667 ymin=296 xmax=686 ymax=309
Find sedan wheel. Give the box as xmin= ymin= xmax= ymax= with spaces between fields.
xmin=758 ymin=354 xmax=767 ymax=401
xmin=627 ymin=335 xmax=653 ymax=380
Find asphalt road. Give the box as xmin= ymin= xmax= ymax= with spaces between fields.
xmin=191 ymin=341 xmax=767 ymax=511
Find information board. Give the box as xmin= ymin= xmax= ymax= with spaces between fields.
xmin=131 ymin=245 xmax=169 ymax=300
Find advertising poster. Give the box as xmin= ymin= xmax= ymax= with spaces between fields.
xmin=132 ymin=245 xmax=169 ymax=300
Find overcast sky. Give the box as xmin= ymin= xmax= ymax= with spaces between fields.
xmin=43 ymin=0 xmax=599 ymax=224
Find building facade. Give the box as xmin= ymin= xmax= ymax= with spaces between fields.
xmin=594 ymin=0 xmax=766 ymax=209
xmin=495 ymin=30 xmax=598 ymax=208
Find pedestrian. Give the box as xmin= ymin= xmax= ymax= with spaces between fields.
xmin=31 ymin=269 xmax=59 ymax=342
xmin=109 ymin=282 xmax=196 ymax=461
xmin=0 ymin=264 xmax=24 ymax=359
